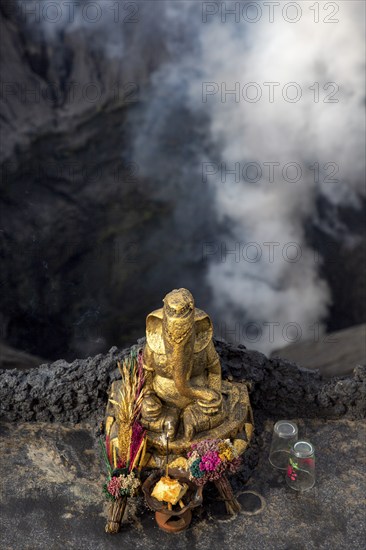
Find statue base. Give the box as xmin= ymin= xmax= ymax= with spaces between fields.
xmin=143 ymin=381 xmax=253 ymax=466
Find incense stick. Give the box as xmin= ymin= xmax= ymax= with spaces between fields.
xmin=165 ymin=433 xmax=169 ymax=477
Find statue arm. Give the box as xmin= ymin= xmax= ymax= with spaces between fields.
xmin=141 ymin=343 xmax=164 ymax=421
xmin=206 ymin=341 xmax=222 ymax=393
xmin=142 ymin=343 xmax=155 ymax=394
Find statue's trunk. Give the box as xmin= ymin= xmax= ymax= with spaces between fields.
xmin=169 ymin=338 xmax=196 ymax=399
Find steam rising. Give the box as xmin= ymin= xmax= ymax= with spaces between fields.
xmin=189 ymin=2 xmax=365 ymax=352
xmin=19 ymin=0 xmax=365 ymax=352
xmin=133 ymin=1 xmax=365 ymax=352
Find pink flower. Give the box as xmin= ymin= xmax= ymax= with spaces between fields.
xmin=107 ymin=476 xmax=121 ymax=498
xmin=286 ymin=466 xmax=297 ymax=481
xmin=199 ymin=451 xmax=221 ymax=472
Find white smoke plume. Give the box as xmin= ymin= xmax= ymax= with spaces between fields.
xmin=185 ymin=1 xmax=365 ymax=352
xmin=15 ymin=0 xmax=366 ymax=353
xmin=133 ymin=1 xmax=365 ymax=353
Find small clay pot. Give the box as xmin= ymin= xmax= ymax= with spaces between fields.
xmin=142 ymin=468 xmax=203 ymax=533
xmin=155 ymin=508 xmax=192 ymax=533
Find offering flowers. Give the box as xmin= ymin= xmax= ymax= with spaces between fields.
xmin=187 ymin=438 xmax=241 ymax=485
xmin=101 ymin=350 xmax=147 ymax=534
xmin=103 ymin=469 xmax=141 ymax=501
xmin=187 ymin=438 xmax=242 ymax=515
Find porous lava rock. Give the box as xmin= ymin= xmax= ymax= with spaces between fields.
xmin=1 ymin=339 xmax=365 ymax=424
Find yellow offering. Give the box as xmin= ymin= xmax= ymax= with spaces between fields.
xmin=151 ymin=476 xmax=188 ymax=506
xmin=168 ymin=457 xmax=188 ymax=471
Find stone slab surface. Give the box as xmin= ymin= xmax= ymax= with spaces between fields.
xmin=1 ymin=418 xmax=365 ymax=550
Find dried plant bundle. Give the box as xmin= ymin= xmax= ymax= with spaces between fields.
xmin=108 ymin=351 xmax=146 ymax=468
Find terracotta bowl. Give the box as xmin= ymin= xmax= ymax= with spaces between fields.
xmin=142 ymin=468 xmax=203 ymax=533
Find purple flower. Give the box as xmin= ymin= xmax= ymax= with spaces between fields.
xmin=200 ymin=451 xmax=221 ymax=472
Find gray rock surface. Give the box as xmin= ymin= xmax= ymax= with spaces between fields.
xmin=271 ymin=323 xmax=366 ymax=378
xmin=1 ymin=339 xmax=365 ymax=549
xmin=1 ymin=339 xmax=365 ymax=424
xmin=0 ymin=418 xmax=364 ymax=550
xmin=0 ymin=342 xmax=45 ymax=370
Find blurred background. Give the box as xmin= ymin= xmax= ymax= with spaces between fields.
xmin=0 ymin=1 xmax=365 ymax=372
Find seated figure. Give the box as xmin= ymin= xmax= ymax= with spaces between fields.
xmin=141 ymin=288 xmax=226 ymax=441
xmin=106 ymin=288 xmax=253 ymax=460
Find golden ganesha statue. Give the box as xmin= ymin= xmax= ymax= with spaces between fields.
xmin=106 ymin=288 xmax=253 ymax=463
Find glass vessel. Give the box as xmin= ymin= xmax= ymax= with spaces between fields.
xmin=286 ymin=440 xmax=316 ymax=491
xmin=269 ymin=420 xmax=298 ymax=470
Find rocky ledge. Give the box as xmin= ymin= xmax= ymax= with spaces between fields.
xmin=0 ymin=339 xmax=365 ymax=549
xmin=1 ymin=339 xmax=365 ymax=425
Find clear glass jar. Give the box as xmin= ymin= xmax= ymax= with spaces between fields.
xmin=269 ymin=420 xmax=298 ymax=470
xmin=286 ymin=440 xmax=316 ymax=491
